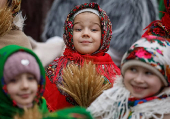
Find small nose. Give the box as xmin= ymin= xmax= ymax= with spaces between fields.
xmin=134 ymin=73 xmax=144 ymax=83
xmin=82 ymin=28 xmax=90 ymax=38
xmin=20 ymin=78 xmax=29 ymax=89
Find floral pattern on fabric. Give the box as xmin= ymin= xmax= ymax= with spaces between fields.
xmin=127 ymin=94 xmax=169 ymax=118
xmin=44 ymin=2 xmax=121 ymax=111
xmin=142 ymin=21 xmax=170 ymax=40
xmin=142 ymin=0 xmax=170 ymax=41
xmin=122 ymin=35 xmax=170 ymax=86
xmin=128 ymin=95 xmax=168 ymax=107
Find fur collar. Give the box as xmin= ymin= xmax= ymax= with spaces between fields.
xmin=13 ymin=12 xmax=25 ymax=31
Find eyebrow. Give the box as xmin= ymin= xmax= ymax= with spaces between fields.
xmin=74 ymin=22 xmax=101 ymax=27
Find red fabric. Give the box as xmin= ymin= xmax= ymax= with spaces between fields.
xmin=161 ymin=12 xmax=170 ymax=31
xmin=54 ymin=48 xmax=120 ymax=83
xmin=164 ymin=0 xmax=170 ymax=13
xmin=43 ymin=76 xmax=73 ymax=112
xmin=44 ymin=48 xmax=120 ymax=112
xmin=44 ymin=2 xmax=120 ymax=112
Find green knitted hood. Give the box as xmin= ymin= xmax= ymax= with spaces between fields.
xmin=0 ymin=45 xmax=46 ymax=119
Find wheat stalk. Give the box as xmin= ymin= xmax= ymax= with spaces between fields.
xmin=14 ymin=105 xmax=43 ymax=119
xmin=0 ymin=4 xmax=13 ymax=37
xmin=59 ymin=61 xmax=112 ymax=107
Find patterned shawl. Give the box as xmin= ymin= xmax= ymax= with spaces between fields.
xmin=142 ymin=0 xmax=170 ymax=41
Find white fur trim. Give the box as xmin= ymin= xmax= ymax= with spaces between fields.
xmin=107 ymin=47 xmax=124 ymax=67
xmin=87 ymin=76 xmax=130 ymax=119
xmin=87 ymin=76 xmax=170 ymax=119
xmin=30 ymin=36 xmax=65 ymax=67
xmin=13 ymin=12 xmax=25 ymax=31
xmin=73 ymin=8 xmax=99 ymax=18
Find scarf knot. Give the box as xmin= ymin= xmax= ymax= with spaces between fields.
xmin=63 ymin=48 xmax=83 ymax=63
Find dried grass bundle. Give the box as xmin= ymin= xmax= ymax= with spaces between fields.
xmin=14 ymin=105 xmax=42 ymax=119
xmin=0 ymin=4 xmax=13 ymax=37
xmin=59 ymin=61 xmax=112 ymax=107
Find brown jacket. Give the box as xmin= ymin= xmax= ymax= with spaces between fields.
xmin=0 ymin=30 xmax=32 ymax=49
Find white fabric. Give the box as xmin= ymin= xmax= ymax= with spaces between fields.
xmin=29 ymin=36 xmax=65 ymax=68
xmin=107 ymin=47 xmax=124 ymax=67
xmin=13 ymin=12 xmax=25 ymax=31
xmin=87 ymin=76 xmax=130 ymax=119
xmin=73 ymin=8 xmax=99 ymax=18
xmin=87 ymin=76 xmax=170 ymax=119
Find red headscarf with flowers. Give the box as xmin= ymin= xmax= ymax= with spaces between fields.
xmin=46 ymin=2 xmax=120 ymax=85
xmin=44 ymin=3 xmax=120 ymax=111
xmin=142 ymin=0 xmax=170 ymax=41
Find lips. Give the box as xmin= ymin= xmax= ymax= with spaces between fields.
xmin=132 ymin=85 xmax=147 ymax=92
xmin=80 ymin=41 xmax=92 ymax=43
xmin=18 ymin=93 xmax=30 ymax=99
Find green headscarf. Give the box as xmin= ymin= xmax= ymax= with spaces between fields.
xmin=43 ymin=106 xmax=93 ymax=119
xmin=0 ymin=45 xmax=47 ymax=119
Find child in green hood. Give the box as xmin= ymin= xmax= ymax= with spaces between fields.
xmin=0 ymin=45 xmax=93 ymax=119
xmin=0 ymin=45 xmax=47 ymax=119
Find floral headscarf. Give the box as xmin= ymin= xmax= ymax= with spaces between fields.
xmin=121 ymin=35 xmax=170 ymax=86
xmin=87 ymin=36 xmax=170 ymax=119
xmin=142 ymin=0 xmax=170 ymax=41
xmin=63 ymin=2 xmax=112 ymax=54
xmin=47 ymin=2 xmax=120 ymax=85
xmin=44 ymin=2 xmax=120 ymax=111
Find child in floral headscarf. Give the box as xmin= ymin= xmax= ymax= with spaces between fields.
xmin=44 ymin=2 xmax=120 ymax=111
xmin=87 ymin=35 xmax=170 ymax=119
xmin=0 ymin=45 xmax=47 ymax=119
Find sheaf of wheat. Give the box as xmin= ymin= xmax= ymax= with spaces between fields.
xmin=0 ymin=4 xmax=13 ymax=37
xmin=14 ymin=105 xmax=43 ymax=119
xmin=59 ymin=61 xmax=112 ymax=107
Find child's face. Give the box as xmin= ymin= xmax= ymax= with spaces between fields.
xmin=6 ymin=73 xmax=38 ymax=108
xmin=73 ymin=12 xmax=101 ymax=54
xmin=124 ymin=66 xmax=163 ymax=99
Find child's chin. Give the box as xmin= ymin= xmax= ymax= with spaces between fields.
xmin=17 ymin=102 xmax=33 ymax=109
xmin=130 ymin=93 xmax=147 ymax=99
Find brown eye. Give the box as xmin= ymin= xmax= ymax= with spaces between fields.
xmin=27 ymin=75 xmax=36 ymax=81
xmin=91 ymin=29 xmax=97 ymax=32
xmin=75 ymin=29 xmax=82 ymax=32
xmin=9 ymin=79 xmax=17 ymax=83
xmin=130 ymin=67 xmax=137 ymax=72
xmin=145 ymin=71 xmax=153 ymax=75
